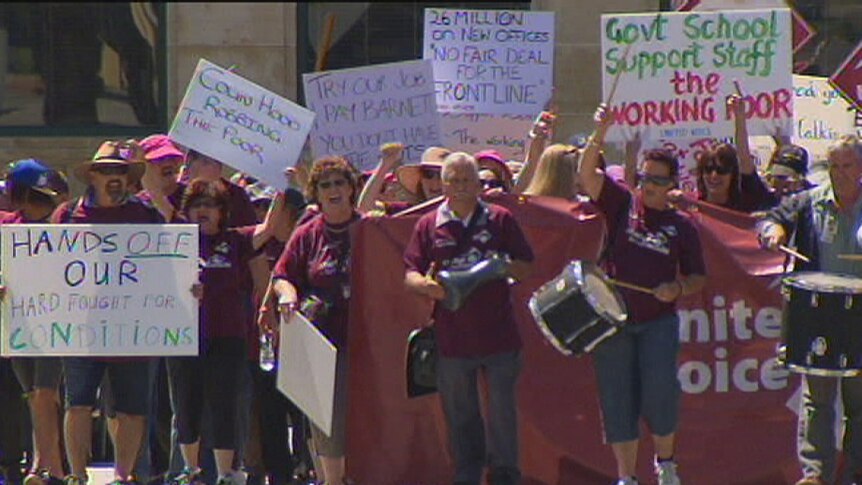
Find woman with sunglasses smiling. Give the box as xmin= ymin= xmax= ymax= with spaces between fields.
xmin=693 ymin=94 xmax=777 ymax=212
xmin=579 ymin=104 xmax=706 ymax=485
xmin=271 ymin=156 xmax=362 ymax=485
xmin=167 ymin=178 xmax=282 ymax=485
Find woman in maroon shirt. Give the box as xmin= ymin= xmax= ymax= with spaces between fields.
xmin=167 ymin=179 xmax=274 ymax=485
xmin=272 ymin=156 xmax=363 ymax=485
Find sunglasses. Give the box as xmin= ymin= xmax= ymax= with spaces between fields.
xmin=637 ymin=172 xmax=674 ymax=187
xmin=317 ymin=179 xmax=348 ymax=190
xmin=90 ymin=165 xmax=130 ymax=176
xmin=703 ymin=165 xmax=732 ymax=175
xmin=482 ymin=179 xmax=505 ymax=190
xmin=188 ymin=200 xmax=220 ymax=209
xmin=420 ymin=168 xmax=440 ymax=179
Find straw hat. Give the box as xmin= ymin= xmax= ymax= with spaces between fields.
xmin=74 ymin=140 xmax=146 ymax=184
xmin=396 ymin=147 xmax=451 ymax=196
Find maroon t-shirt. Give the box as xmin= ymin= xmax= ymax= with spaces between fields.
xmin=272 ymin=212 xmax=360 ymax=348
xmin=200 ymin=229 xmax=256 ymax=342
xmin=50 ymin=196 xmax=165 ymax=361
xmin=0 ymin=210 xmax=26 ymax=224
xmin=598 ymin=175 xmax=705 ymax=324
xmin=403 ymin=201 xmax=534 ymax=358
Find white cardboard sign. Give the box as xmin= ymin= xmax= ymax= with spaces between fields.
xmin=303 ymin=60 xmax=442 ymax=172
xmin=276 ymin=312 xmax=337 ymax=437
xmin=423 ymin=8 xmax=555 ymax=116
xmin=440 ymin=113 xmax=533 ymax=161
xmin=170 ymin=59 xmax=316 ymax=190
xmin=1 ymin=224 xmax=200 ymax=357
xmin=601 ymin=9 xmax=793 ymax=142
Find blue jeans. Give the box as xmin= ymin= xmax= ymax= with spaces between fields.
xmin=437 ymin=350 xmax=522 ymax=485
xmin=592 ymin=313 xmax=681 ymax=443
xmin=797 ymin=375 xmax=862 ymax=484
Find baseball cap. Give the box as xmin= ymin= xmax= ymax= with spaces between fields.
xmin=139 ymin=134 xmax=185 ymax=163
xmin=7 ymin=159 xmax=59 ymax=197
xmin=773 ymin=145 xmax=809 ymax=175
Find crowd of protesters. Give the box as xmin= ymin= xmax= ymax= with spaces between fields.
xmin=0 ymin=95 xmax=859 ymax=485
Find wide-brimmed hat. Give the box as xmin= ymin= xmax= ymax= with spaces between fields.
xmin=74 ymin=140 xmax=146 ymax=184
xmin=396 ymin=146 xmax=451 ymax=196
xmin=6 ymin=159 xmax=60 ymax=197
xmin=139 ymin=134 xmax=185 ymax=163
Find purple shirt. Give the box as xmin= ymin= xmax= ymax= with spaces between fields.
xmin=403 ymin=201 xmax=534 ymax=358
xmin=200 ymin=229 xmax=257 ymax=341
xmin=598 ymin=175 xmax=705 ymax=324
xmin=272 ymin=212 xmax=360 ymax=348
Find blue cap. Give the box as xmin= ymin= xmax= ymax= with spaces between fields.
xmin=7 ymin=159 xmax=59 ymax=197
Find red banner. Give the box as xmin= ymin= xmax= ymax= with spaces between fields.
xmin=346 ymin=194 xmax=800 ymax=484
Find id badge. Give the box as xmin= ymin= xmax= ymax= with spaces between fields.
xmin=821 ymin=213 xmax=837 ymax=244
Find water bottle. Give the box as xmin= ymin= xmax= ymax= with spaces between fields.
xmin=259 ymin=332 xmax=276 ymax=372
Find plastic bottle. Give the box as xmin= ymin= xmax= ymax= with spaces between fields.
xmin=259 ymin=332 xmax=276 ymax=372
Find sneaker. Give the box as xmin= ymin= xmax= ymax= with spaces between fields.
xmin=63 ymin=475 xmax=87 ymax=485
xmin=615 ymin=478 xmax=638 ymax=485
xmin=215 ymin=474 xmax=239 ymax=485
xmin=655 ymin=459 xmax=681 ymax=485
xmin=170 ymin=468 xmax=203 ymax=485
xmin=795 ymin=478 xmax=825 ymax=485
xmin=24 ymin=473 xmax=46 ymax=485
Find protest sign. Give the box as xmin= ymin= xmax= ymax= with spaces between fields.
xmin=440 ymin=113 xmax=532 ymax=161
xmin=1 ymin=224 xmax=199 ymax=357
xmin=170 ymin=59 xmax=315 ymax=190
xmin=423 ymin=8 xmax=555 ymax=116
xmin=600 ymin=9 xmax=793 ymax=142
xmin=303 ymin=60 xmax=441 ymax=172
xmin=277 ymin=311 xmax=337 ymax=436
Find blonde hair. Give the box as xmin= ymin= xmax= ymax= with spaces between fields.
xmin=524 ymin=144 xmax=580 ymax=198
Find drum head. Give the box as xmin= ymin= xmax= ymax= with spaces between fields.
xmin=784 ymin=272 xmax=862 ymax=294
xmin=572 ymin=261 xmax=627 ymax=323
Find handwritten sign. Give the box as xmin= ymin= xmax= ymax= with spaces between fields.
xmin=303 ymin=60 xmax=441 ymax=172
xmin=1 ymin=225 xmax=200 ymax=357
xmin=423 ymin=8 xmax=555 ymax=116
xmin=169 ymin=59 xmax=316 ymax=190
xmin=441 ymin=113 xmax=532 ymax=161
xmin=601 ymin=9 xmax=793 ymax=142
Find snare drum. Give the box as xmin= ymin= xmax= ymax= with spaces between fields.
xmin=781 ymin=272 xmax=862 ymax=377
xmin=529 ymin=260 xmax=628 ymax=357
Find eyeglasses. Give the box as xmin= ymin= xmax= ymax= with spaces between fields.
xmin=703 ymin=165 xmax=732 ymax=175
xmin=420 ymin=168 xmax=440 ymax=179
xmin=637 ymin=172 xmax=674 ymax=187
xmin=90 ymin=165 xmax=130 ymax=176
xmin=317 ymin=179 xmax=348 ymax=190
xmin=188 ymin=200 xmax=220 ymax=209
xmin=482 ymin=179 xmax=504 ymax=190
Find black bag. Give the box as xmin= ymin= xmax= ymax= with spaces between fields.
xmin=406 ymin=325 xmax=437 ymax=398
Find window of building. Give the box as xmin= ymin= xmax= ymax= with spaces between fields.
xmin=0 ymin=3 xmax=167 ymax=136
xmin=297 ymin=2 xmax=531 ymax=104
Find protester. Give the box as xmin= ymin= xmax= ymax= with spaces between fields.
xmin=0 ymin=160 xmax=66 ymax=485
xmin=403 ymin=152 xmax=534 ymax=485
xmin=579 ymin=104 xmax=707 ymax=485
xmin=166 ymin=178 xmax=279 ymax=485
xmin=52 ymin=140 xmax=167 ymax=485
xmin=395 ymin=146 xmax=451 ymax=203
xmin=521 ymin=144 xmax=583 ymax=200
xmin=691 ymin=94 xmax=776 ymax=212
xmin=765 ymin=144 xmax=815 ymax=199
xmin=758 ymin=135 xmax=862 ymax=485
xmin=512 ymin=110 xmax=554 ymax=194
xmin=474 ymin=150 xmax=514 ymax=193
xmin=138 ymin=134 xmax=187 ymax=213
xmin=272 ymin=156 xmax=363 ymax=485
xmin=355 ymin=143 xmax=407 ymax=214
xmin=183 ymin=150 xmax=258 ymax=228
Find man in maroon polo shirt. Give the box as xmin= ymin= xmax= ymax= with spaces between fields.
xmin=403 ymin=152 xmax=534 ymax=485
xmin=53 ymin=140 xmax=166 ymax=485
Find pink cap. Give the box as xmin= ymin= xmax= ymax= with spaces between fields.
xmin=139 ymin=134 xmax=184 ymax=163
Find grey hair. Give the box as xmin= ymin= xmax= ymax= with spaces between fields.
xmin=827 ymin=135 xmax=862 ymax=164
xmin=441 ymin=152 xmax=479 ymax=182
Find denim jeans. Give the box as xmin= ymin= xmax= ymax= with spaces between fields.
xmin=797 ymin=374 xmax=862 ymax=484
xmin=437 ymin=350 xmax=522 ymax=485
xmin=592 ymin=313 xmax=681 ymax=443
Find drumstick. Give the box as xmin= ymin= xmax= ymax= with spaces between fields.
xmin=838 ymin=254 xmax=862 ymax=261
xmin=606 ymin=278 xmax=654 ymax=295
xmin=779 ymin=245 xmax=810 ymax=263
